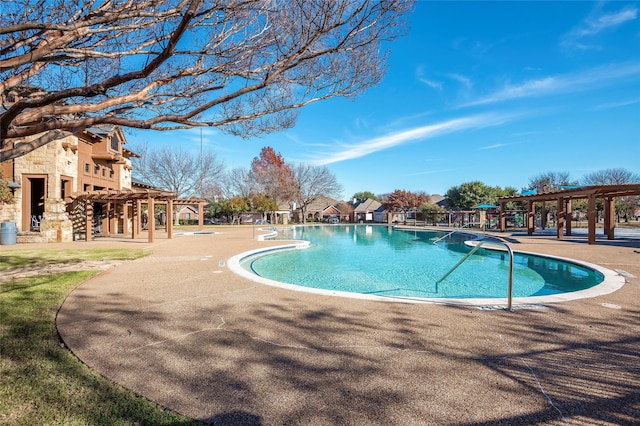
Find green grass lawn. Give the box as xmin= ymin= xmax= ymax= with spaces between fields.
xmin=0 ymin=249 xmax=200 ymax=425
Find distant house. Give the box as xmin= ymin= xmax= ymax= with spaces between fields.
xmin=177 ymin=205 xmax=199 ymax=222
xmin=352 ymin=198 xmax=383 ymax=223
xmin=294 ymin=196 xmax=341 ymax=222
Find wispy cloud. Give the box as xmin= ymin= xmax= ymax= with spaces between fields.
xmin=447 ymin=73 xmax=472 ymax=90
xmin=591 ymin=97 xmax=640 ymax=111
xmin=460 ymin=62 xmax=640 ymax=107
xmin=561 ymin=5 xmax=638 ymax=50
xmin=478 ymin=143 xmax=509 ymax=151
xmin=477 ymin=140 xmax=527 ymax=151
xmin=416 ymin=65 xmax=443 ymax=90
xmin=310 ymin=112 xmax=524 ymax=165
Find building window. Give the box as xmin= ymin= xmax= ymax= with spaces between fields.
xmin=110 ymin=134 xmax=119 ymax=151
xmin=94 ymin=165 xmax=99 ymax=174
xmin=109 ymin=170 xmax=114 ymax=177
xmin=85 ymin=163 xmax=90 ymax=173
xmin=102 ymin=169 xmax=106 ymax=177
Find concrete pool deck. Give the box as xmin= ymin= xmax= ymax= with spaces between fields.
xmin=45 ymin=226 xmax=640 ymax=424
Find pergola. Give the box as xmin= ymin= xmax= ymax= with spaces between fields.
xmin=497 ymin=184 xmax=640 ymax=245
xmin=70 ymin=188 xmax=206 ymax=242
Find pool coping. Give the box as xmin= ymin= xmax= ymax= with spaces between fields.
xmin=227 ymin=230 xmax=626 ymax=307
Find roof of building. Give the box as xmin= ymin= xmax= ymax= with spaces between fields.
xmin=353 ymin=198 xmax=382 ymax=213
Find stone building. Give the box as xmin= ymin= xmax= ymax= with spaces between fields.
xmin=1 ymin=126 xmax=136 ymax=242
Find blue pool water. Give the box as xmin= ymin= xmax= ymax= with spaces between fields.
xmin=240 ymin=225 xmax=604 ymax=299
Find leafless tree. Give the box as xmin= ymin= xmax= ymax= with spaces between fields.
xmin=581 ymin=168 xmax=640 ymax=185
xmin=132 ymin=142 xmax=224 ymax=198
xmin=1 ymin=0 xmax=414 ymax=161
xmin=218 ymin=167 xmax=254 ymax=199
xmin=525 ymin=171 xmax=576 ymax=192
xmin=292 ymin=163 xmax=343 ymax=223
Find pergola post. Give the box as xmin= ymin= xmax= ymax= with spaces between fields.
xmin=107 ymin=202 xmax=115 ymax=236
xmin=587 ymin=194 xmax=596 ymax=245
xmin=198 ymin=201 xmax=204 ymax=231
xmin=527 ymin=200 xmax=535 ymax=235
xmin=167 ymin=200 xmax=173 ymax=239
xmin=566 ymin=199 xmax=572 ymax=236
xmin=605 ymin=197 xmax=615 ymax=240
xmin=499 ymin=202 xmax=506 ymax=232
xmin=133 ymin=200 xmax=140 ymax=239
xmin=148 ymin=194 xmax=155 ymax=243
xmin=122 ymin=202 xmax=129 ymax=236
xmin=84 ymin=201 xmax=93 ymax=241
xmin=541 ymin=201 xmax=547 ymax=229
xmin=556 ymin=197 xmax=564 ymax=239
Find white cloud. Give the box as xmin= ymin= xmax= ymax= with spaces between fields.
xmin=447 ymin=73 xmax=473 ymax=90
xmin=420 ymin=78 xmax=443 ymax=90
xmin=591 ymin=97 xmax=640 ymax=111
xmin=310 ymin=112 xmax=524 ymax=165
xmin=461 ymin=62 xmax=640 ymax=107
xmin=561 ymin=5 xmax=638 ymax=50
xmin=478 ymin=143 xmax=508 ymax=151
xmin=416 ymin=65 xmax=443 ymax=90
xmin=477 ymin=140 xmax=527 ymax=151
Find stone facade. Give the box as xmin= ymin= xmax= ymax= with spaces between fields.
xmin=1 ymin=126 xmax=135 ymax=243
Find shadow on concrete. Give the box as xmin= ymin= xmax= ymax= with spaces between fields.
xmin=58 ymin=285 xmax=640 ymax=424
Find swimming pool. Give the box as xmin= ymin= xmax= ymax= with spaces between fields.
xmin=228 ymin=225 xmax=624 ymax=305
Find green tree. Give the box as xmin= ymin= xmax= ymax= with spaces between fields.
xmin=420 ymin=203 xmax=446 ymax=226
xmin=0 ymin=169 xmax=14 ymax=204
xmin=352 ymin=191 xmax=379 ymax=202
xmin=247 ymin=193 xmax=278 ymax=222
xmin=446 ymin=181 xmax=497 ymax=210
xmin=220 ymin=196 xmax=249 ymax=225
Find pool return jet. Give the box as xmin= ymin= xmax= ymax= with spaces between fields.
xmin=434 ymin=236 xmax=515 ymax=311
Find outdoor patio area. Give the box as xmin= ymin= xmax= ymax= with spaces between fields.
xmin=46 ymin=226 xmax=640 ymax=424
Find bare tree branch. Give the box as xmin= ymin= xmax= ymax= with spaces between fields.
xmin=1 ymin=0 xmax=414 ymax=161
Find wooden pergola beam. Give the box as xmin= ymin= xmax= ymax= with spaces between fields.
xmin=498 ymin=184 xmax=640 ymax=245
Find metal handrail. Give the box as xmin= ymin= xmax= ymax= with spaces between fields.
xmin=431 ymin=223 xmax=472 ymax=244
xmin=436 ymin=238 xmax=515 ymax=311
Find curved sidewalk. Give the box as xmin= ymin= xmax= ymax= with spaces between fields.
xmin=56 ymin=227 xmax=640 ymax=425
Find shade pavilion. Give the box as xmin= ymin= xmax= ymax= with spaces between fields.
xmin=70 ymin=188 xmax=206 ymax=243
xmin=497 ymin=184 xmax=640 ymax=245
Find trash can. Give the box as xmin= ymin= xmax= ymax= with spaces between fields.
xmin=0 ymin=222 xmax=17 ymax=245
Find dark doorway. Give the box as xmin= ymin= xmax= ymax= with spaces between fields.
xmin=93 ymin=203 xmax=103 ymax=235
xmin=29 ymin=177 xmax=45 ymax=231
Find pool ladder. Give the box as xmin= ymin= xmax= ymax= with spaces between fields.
xmin=435 ymin=238 xmax=515 ymax=311
xmin=431 ymin=223 xmax=474 ymax=244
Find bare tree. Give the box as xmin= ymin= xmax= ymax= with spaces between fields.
xmin=292 ymin=163 xmax=343 ymax=223
xmin=218 ymin=167 xmax=254 ymax=200
xmin=525 ymin=171 xmax=576 ymax=192
xmin=1 ymin=0 xmax=414 ymax=161
xmin=582 ymin=168 xmax=640 ymax=223
xmin=132 ymin=143 xmax=224 ymax=198
xmin=581 ymin=168 xmax=640 ymax=185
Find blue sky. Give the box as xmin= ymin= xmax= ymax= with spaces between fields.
xmin=130 ymin=1 xmax=640 ymax=199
